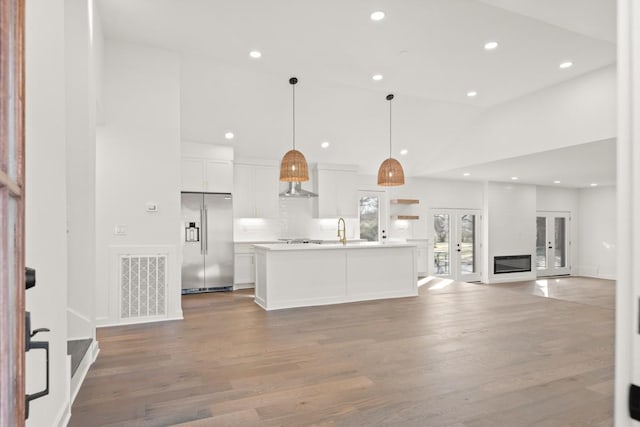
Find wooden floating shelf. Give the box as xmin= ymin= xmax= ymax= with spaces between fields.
xmin=391 ymin=199 xmax=419 ymax=205
xmin=392 ymin=215 xmax=420 ymax=220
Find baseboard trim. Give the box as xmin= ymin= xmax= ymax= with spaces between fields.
xmin=53 ymin=357 xmax=71 ymax=427
xmin=97 ymin=314 xmax=183 ymax=328
xmin=70 ymin=340 xmax=100 ymax=407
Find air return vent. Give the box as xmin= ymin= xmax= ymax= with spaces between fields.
xmin=120 ymin=255 xmax=167 ymax=319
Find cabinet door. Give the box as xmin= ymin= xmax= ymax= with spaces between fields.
xmin=253 ymin=165 xmax=279 ymax=218
xmin=335 ymin=170 xmax=357 ymax=217
xmin=233 ymin=164 xmax=256 ymax=217
xmin=316 ymin=168 xmax=357 ymax=218
xmin=416 ymin=246 xmax=428 ymax=274
xmin=205 ymin=160 xmax=233 ymax=193
xmin=181 ymin=158 xmax=204 ymax=192
xmin=234 ymin=253 xmax=255 ymax=284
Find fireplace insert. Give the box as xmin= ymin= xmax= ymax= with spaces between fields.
xmin=494 ymin=255 xmax=531 ymax=274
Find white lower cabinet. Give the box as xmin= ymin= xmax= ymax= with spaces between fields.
xmin=234 ymin=253 xmax=255 ymax=287
xmin=409 ymin=239 xmax=429 ymax=275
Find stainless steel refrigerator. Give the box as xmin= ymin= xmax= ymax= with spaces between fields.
xmin=181 ymin=192 xmax=234 ymax=294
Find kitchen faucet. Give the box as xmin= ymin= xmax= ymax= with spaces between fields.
xmin=337 ymin=217 xmax=347 ymax=245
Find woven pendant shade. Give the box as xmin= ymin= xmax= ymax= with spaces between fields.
xmin=279 ymin=76 xmax=311 ymax=182
xmin=279 ymin=149 xmax=309 ymax=182
xmin=377 ymin=158 xmax=405 ymax=186
xmin=377 ymin=93 xmax=405 ymax=186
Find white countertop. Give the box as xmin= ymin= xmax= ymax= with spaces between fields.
xmin=253 ymin=241 xmax=417 ymax=251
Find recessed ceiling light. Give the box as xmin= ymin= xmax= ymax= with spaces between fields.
xmin=370 ymin=11 xmax=385 ymax=21
xmin=553 ymin=180 xmax=561 ymax=184
xmin=484 ymin=41 xmax=499 ymax=50
xmin=590 ymin=183 xmax=598 ymax=187
xmin=224 ymin=132 xmax=234 ymax=140
xmin=511 ymin=176 xmax=519 ymax=180
xmin=372 ymin=74 xmax=384 ymax=81
xmin=559 ymin=61 xmax=573 ymax=69
xmin=400 ymin=149 xmax=408 ymax=155
xmin=467 ymin=91 xmax=477 ymax=98
xmin=249 ymin=50 xmax=262 ymax=59
xmin=463 ymin=172 xmax=471 ymax=177
xmin=320 ymin=141 xmax=330 ymax=149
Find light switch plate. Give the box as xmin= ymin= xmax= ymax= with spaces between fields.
xmin=146 ymin=202 xmax=158 ymax=213
xmin=114 ymin=225 xmax=127 ymax=235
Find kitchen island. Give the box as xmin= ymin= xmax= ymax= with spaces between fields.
xmin=253 ymin=242 xmax=417 ymax=310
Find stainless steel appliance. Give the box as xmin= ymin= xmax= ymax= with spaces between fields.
xmin=181 ymin=192 xmax=233 ymax=294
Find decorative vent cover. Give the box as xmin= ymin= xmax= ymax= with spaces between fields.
xmin=120 ymin=255 xmax=167 ymax=319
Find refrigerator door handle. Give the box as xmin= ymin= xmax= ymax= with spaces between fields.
xmin=200 ymin=207 xmax=205 ymax=254
xmin=203 ymin=206 xmax=208 ymax=255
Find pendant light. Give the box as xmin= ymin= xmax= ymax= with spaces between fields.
xmin=280 ymin=77 xmax=310 ymax=182
xmin=377 ymin=94 xmax=405 ymax=186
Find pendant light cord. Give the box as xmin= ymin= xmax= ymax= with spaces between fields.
xmin=389 ymin=97 xmax=392 ymax=160
xmin=292 ymin=82 xmax=296 ymax=151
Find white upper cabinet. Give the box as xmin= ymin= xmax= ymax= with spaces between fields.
xmin=234 ymin=160 xmax=279 ymax=218
xmin=181 ymin=142 xmax=234 ymax=193
xmin=205 ymin=160 xmax=233 ymax=193
xmin=313 ymin=164 xmax=358 ymax=218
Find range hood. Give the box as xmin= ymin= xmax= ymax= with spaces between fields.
xmin=279 ymin=182 xmax=318 ymax=198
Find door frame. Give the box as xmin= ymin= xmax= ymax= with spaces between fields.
xmin=0 ymin=0 xmax=26 ymax=424
xmin=430 ymin=208 xmax=482 ymax=282
xmin=536 ymin=211 xmax=571 ymax=277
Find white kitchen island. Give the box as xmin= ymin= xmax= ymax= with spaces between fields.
xmin=253 ymin=242 xmax=417 ymax=310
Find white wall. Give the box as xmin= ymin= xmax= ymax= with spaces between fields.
xmin=536 ymin=185 xmax=580 ymax=275
xmin=96 ymin=41 xmax=182 ymax=326
xmin=427 ymin=66 xmax=616 ymax=174
xmin=65 ymin=0 xmax=96 ymax=340
xmin=25 ymin=0 xmax=70 ymax=424
xmin=484 ymin=182 xmax=537 ymax=283
xmin=577 ymin=186 xmax=616 ymax=279
xmin=383 ymin=176 xmax=484 ymax=240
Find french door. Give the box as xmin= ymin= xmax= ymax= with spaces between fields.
xmin=432 ymin=210 xmax=481 ymax=282
xmin=536 ymin=212 xmax=571 ymax=276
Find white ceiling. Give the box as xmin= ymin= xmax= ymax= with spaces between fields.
xmin=433 ymin=138 xmax=616 ymax=188
xmin=98 ymin=0 xmax=617 ymax=183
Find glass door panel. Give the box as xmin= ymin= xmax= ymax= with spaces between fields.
xmin=536 ymin=217 xmax=547 ymax=270
xmin=358 ymin=190 xmax=387 ymax=242
xmin=433 ymin=214 xmax=450 ymax=275
xmin=554 ymin=217 xmax=566 ymax=268
xmin=459 ymin=214 xmax=475 ymax=274
xmin=359 ymin=195 xmax=379 ymax=241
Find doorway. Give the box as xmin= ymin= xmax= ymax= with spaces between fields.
xmin=358 ymin=190 xmax=387 ymax=242
xmin=432 ymin=209 xmax=481 ymax=282
xmin=536 ymin=212 xmax=571 ymax=277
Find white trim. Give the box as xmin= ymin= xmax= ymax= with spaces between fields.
xmin=233 ymin=283 xmax=255 ymax=290
xmin=67 ymin=307 xmax=91 ymax=325
xmin=52 ymin=357 xmax=71 ymax=427
xmin=70 ymin=341 xmax=100 ymax=406
xmin=616 ymin=0 xmax=634 ymax=424
xmin=97 ymin=314 xmax=183 ymax=328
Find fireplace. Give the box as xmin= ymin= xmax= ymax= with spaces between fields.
xmin=494 ymin=255 xmax=531 ymax=274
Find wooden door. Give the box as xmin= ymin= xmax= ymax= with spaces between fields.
xmin=0 ymin=0 xmax=26 ymax=424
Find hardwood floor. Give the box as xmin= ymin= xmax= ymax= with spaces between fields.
xmin=70 ymin=277 xmax=614 ymax=426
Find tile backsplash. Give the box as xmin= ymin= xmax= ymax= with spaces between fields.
xmin=234 ymin=198 xmax=358 ymax=242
